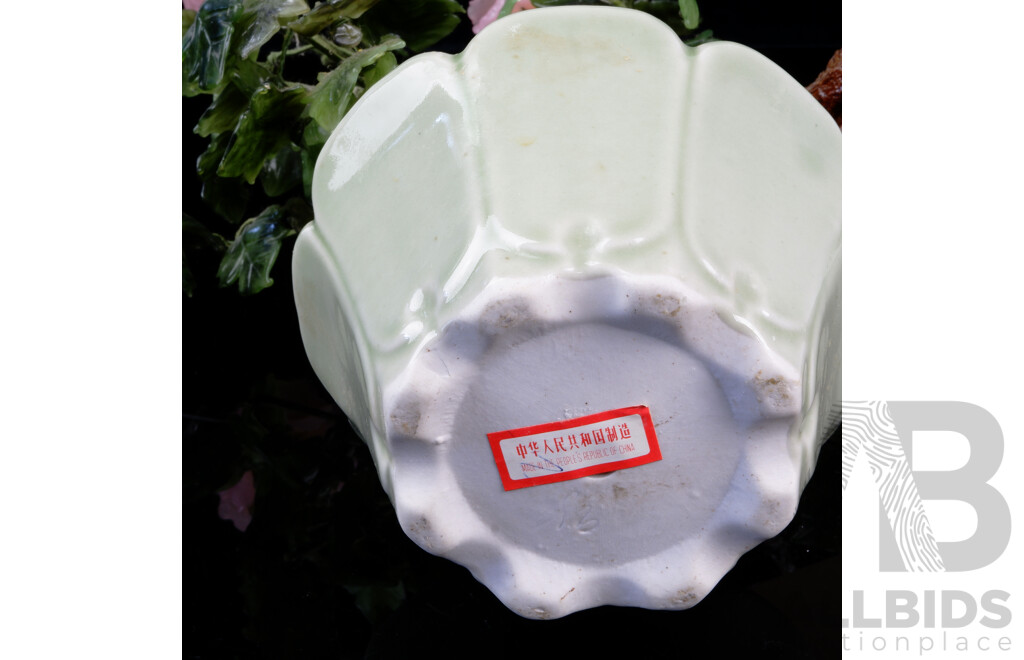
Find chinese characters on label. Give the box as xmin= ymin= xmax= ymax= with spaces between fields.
xmin=487 ymin=406 xmax=662 ymax=491
xmin=514 ymin=422 xmax=633 ymax=459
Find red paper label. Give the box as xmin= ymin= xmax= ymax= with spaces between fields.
xmin=487 ymin=406 xmax=662 ymax=491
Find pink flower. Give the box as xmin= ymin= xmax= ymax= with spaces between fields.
xmin=183 ymin=0 xmax=205 ymax=11
xmin=217 ymin=470 xmax=255 ymax=532
xmin=468 ymin=0 xmax=536 ymax=34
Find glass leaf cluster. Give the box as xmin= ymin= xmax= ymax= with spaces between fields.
xmin=183 ymin=0 xmax=465 ymax=295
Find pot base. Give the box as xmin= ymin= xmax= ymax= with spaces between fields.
xmin=383 ymin=274 xmax=802 ymax=617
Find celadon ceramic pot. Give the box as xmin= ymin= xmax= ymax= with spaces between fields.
xmin=292 ymin=6 xmax=840 ymax=619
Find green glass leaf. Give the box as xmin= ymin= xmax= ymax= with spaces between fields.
xmin=306 ymin=35 xmax=403 ymax=133
xmin=301 ymin=119 xmax=330 ymax=149
xmin=361 ymin=0 xmax=463 ymax=52
xmin=195 ymin=84 xmax=249 ymax=137
xmin=287 ymin=0 xmax=384 ymax=36
xmin=197 ymin=133 xmax=252 ymax=224
xmin=301 ymin=147 xmax=318 ymax=199
xmin=496 ymin=0 xmax=518 ymax=20
xmin=236 ymin=0 xmax=311 ymax=59
xmin=677 ymin=0 xmax=700 ymax=30
xmin=361 ymin=50 xmax=396 ymax=88
xmin=182 ymin=0 xmax=244 ymax=96
xmin=218 ymin=206 xmax=296 ymax=294
xmin=236 ymin=11 xmax=282 ymax=59
xmin=267 ymin=0 xmax=311 ymax=20
xmin=260 ymin=143 xmax=304 ymax=197
xmin=300 ymin=119 xmax=329 ymax=198
xmin=306 ymin=70 xmax=358 ymax=133
xmin=197 ymin=131 xmax=230 ymax=179
xmin=333 ymin=21 xmax=363 ymax=47
xmin=203 ymin=174 xmax=251 ymax=225
xmin=281 ymin=197 xmax=315 ymax=229
xmin=218 ymin=85 xmax=308 ymax=184
xmin=683 ymin=28 xmax=714 ymax=46
xmin=230 ymin=57 xmax=273 ymax=97
xmin=205 ymin=178 xmax=251 ymax=225
xmin=183 ymin=9 xmax=197 ymax=37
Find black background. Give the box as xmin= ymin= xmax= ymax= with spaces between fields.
xmin=184 ymin=2 xmax=841 ymax=657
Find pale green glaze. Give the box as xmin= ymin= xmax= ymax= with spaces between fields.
xmin=293 ymin=6 xmax=840 ymax=617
